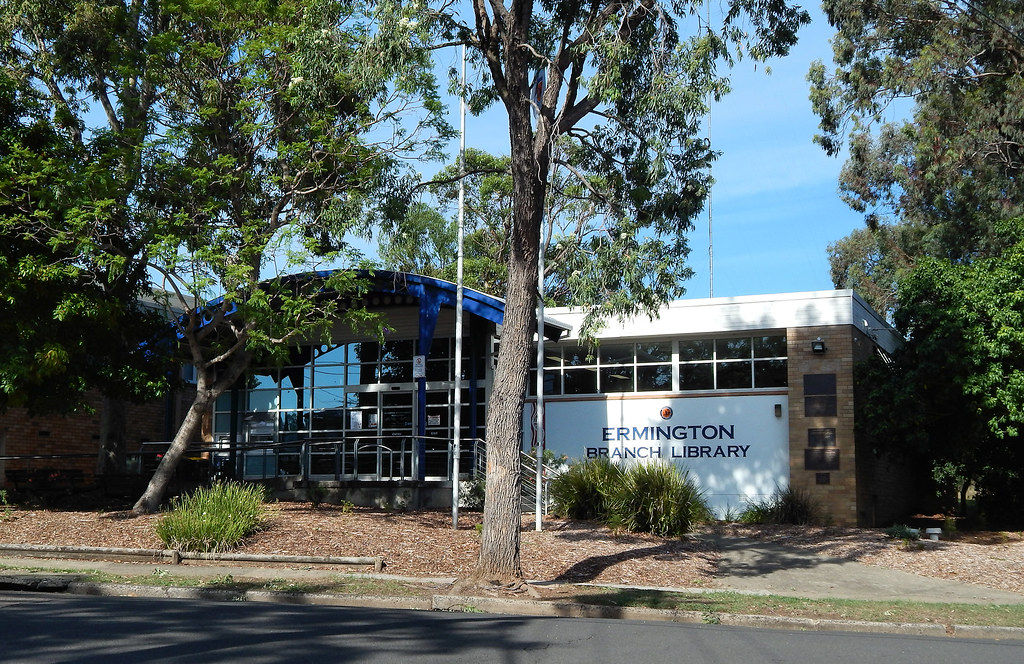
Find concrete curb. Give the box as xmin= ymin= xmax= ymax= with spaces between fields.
xmin=66 ymin=581 xmax=432 ymax=611
xmin=430 ymin=594 xmax=1024 ymax=639
xmin=3 ymin=548 xmax=1024 ymax=641
xmin=0 ymin=543 xmax=383 ymax=571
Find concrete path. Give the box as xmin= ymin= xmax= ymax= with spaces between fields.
xmin=707 ymin=535 xmax=1024 ymax=605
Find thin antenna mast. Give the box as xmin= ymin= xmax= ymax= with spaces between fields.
xmin=707 ymin=2 xmax=714 ymax=298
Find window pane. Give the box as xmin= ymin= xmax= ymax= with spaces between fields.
xmin=599 ymin=344 xmax=634 ymax=365
xmin=380 ymin=339 xmax=414 ymax=362
xmin=754 ymin=335 xmax=787 ymax=358
xmin=564 ymin=367 xmax=598 ymax=394
xmin=600 ymin=367 xmax=634 ymax=392
xmin=679 ymin=339 xmax=713 ymax=362
xmin=379 ymin=361 xmax=412 ymax=382
xmin=637 ymin=365 xmax=672 ymax=391
xmin=311 ymin=409 xmax=345 ymax=431
xmin=679 ymin=363 xmax=714 ymax=390
xmin=316 ymin=344 xmax=346 ymax=364
xmin=382 ymin=392 xmax=412 ymax=407
xmin=425 ymin=360 xmax=451 ymax=381
xmin=636 ymin=342 xmax=672 ymax=363
xmin=248 ymin=390 xmax=277 ymax=412
xmin=563 ymin=346 xmax=593 ymax=367
xmin=348 ymin=342 xmax=379 ymax=364
xmin=718 ymin=338 xmax=751 ymax=360
xmin=426 ymin=339 xmax=450 ymax=359
xmin=754 ymin=359 xmax=788 ymax=387
xmin=717 ymin=360 xmax=752 ymax=389
xmin=528 ymin=370 xmax=562 ymax=396
xmin=313 ymin=365 xmax=346 ymax=387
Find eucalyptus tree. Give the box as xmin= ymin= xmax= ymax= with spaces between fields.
xmin=810 ymin=0 xmax=1024 ymax=307
xmin=1 ymin=0 xmax=451 ymax=512
xmin=403 ymin=0 xmax=810 ymax=584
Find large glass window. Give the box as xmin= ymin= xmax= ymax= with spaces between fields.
xmin=531 ymin=333 xmax=787 ymax=395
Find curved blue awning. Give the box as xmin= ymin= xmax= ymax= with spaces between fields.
xmin=181 ymin=269 xmax=569 ymax=343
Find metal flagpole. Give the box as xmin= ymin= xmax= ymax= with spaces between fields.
xmin=531 ymin=68 xmax=547 ymax=533
xmin=535 ymin=211 xmax=545 ymax=532
xmin=452 ymin=44 xmax=467 ymax=530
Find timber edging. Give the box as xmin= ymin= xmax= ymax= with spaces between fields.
xmin=0 ymin=543 xmax=383 ymax=571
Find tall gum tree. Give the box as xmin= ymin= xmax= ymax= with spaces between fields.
xmin=1 ymin=0 xmax=452 ymax=512
xmin=810 ymin=0 xmax=1024 ymax=310
xmin=407 ymin=0 xmax=810 ymax=585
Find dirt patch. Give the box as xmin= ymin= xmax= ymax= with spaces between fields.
xmin=1 ymin=506 xmax=1021 ymax=594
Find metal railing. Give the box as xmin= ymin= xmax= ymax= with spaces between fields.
xmin=473 ymin=442 xmax=559 ymax=514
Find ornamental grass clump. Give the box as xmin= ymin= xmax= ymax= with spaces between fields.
xmin=739 ymin=485 xmax=821 ymax=525
xmin=155 ymin=481 xmax=270 ymax=553
xmin=606 ymin=462 xmax=711 ymax=537
xmin=551 ymin=458 xmax=710 ymax=536
xmin=550 ymin=457 xmax=622 ymax=521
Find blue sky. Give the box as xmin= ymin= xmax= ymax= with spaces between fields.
xmin=430 ymin=5 xmax=866 ymax=301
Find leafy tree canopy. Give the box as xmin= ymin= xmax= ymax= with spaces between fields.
xmin=810 ymin=0 xmax=1024 ymax=303
xmin=858 ymin=218 xmax=1024 ymax=523
xmin=1 ymin=0 xmax=450 ymax=511
xmin=0 ymin=73 xmax=171 ymax=414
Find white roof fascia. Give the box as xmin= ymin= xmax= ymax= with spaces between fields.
xmin=545 ymin=290 xmax=902 ymax=353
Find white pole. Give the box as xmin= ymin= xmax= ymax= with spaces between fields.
xmin=535 ymin=219 xmax=545 ymax=532
xmin=452 ymin=45 xmax=467 ymax=530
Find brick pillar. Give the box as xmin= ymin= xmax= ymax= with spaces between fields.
xmin=787 ymin=325 xmax=858 ymax=525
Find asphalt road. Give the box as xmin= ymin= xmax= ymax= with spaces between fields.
xmin=1 ymin=592 xmax=1022 ymax=663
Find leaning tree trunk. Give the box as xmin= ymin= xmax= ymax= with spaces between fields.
xmin=131 ymin=391 xmax=213 ymax=514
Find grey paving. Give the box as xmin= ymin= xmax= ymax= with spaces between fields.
xmin=706 ymin=534 xmax=1024 ymax=605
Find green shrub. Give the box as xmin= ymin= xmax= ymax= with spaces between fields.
xmin=606 ymin=462 xmax=710 ymax=537
xmin=550 ymin=457 xmax=622 ymax=521
xmin=884 ymin=524 xmax=921 ymax=541
xmin=739 ymin=485 xmax=821 ymax=525
xmin=155 ymin=481 xmax=269 ymax=552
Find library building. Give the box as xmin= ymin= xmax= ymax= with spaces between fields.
xmin=1 ymin=272 xmax=910 ymax=526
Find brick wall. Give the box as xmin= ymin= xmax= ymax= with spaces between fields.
xmin=787 ymin=325 xmax=859 ymax=525
xmin=0 ymin=389 xmax=194 ymax=488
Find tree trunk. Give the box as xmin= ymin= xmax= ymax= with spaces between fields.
xmin=96 ymin=396 xmax=127 ymax=475
xmin=472 ymin=255 xmax=536 ymax=583
xmin=132 ymin=353 xmax=249 ymax=514
xmin=131 ymin=391 xmax=212 ymax=514
xmin=471 ymin=71 xmax=547 ymax=582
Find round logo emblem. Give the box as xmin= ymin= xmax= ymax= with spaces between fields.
xmin=660 ymin=406 xmax=673 ymax=420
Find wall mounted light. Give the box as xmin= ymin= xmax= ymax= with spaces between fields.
xmin=811 ymin=337 xmax=827 ymax=354
xmin=774 ymin=403 xmax=783 ymax=418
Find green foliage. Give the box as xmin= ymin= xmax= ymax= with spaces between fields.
xmin=550 ymin=457 xmax=622 ymax=521
xmin=306 ymin=484 xmax=329 ymax=509
xmin=1 ymin=0 xmax=451 ymax=510
xmin=739 ymin=486 xmax=821 ymax=525
xmin=884 ymin=524 xmax=920 ymax=541
xmin=856 ymin=220 xmax=1024 ymax=523
xmin=0 ymin=75 xmax=172 ymax=413
xmin=811 ymin=0 xmax=1024 ymax=310
xmin=0 ymin=489 xmax=12 ymax=522
xmin=155 ymin=482 xmax=270 ymax=553
xmin=552 ymin=458 xmax=709 ymax=536
xmin=606 ymin=462 xmax=711 ymax=537
xmin=459 ymin=478 xmax=486 ymax=512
